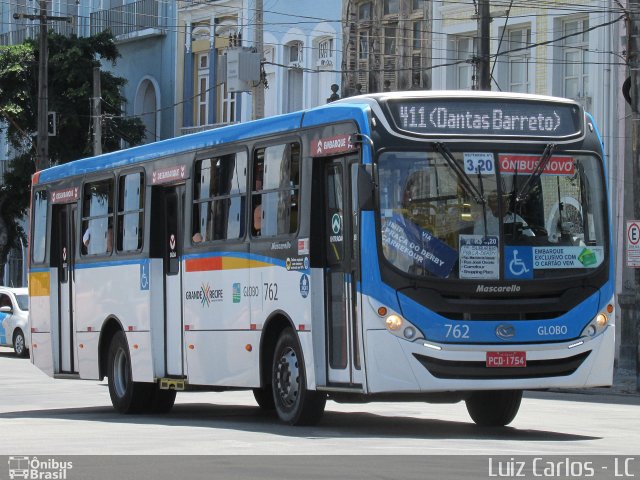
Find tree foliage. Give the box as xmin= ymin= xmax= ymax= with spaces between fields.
xmin=0 ymin=30 xmax=146 ymax=261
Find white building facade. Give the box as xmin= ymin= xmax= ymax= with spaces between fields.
xmin=175 ymin=0 xmax=343 ymax=135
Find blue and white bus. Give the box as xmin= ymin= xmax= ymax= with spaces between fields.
xmin=29 ymin=91 xmax=614 ymax=426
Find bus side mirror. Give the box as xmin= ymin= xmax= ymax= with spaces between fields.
xmin=0 ymin=306 xmax=12 ymax=314
xmin=357 ymin=165 xmax=374 ymax=211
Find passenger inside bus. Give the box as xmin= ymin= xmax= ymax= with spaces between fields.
xmin=253 ymin=161 xmax=263 ymax=236
xmin=474 ymin=192 xmax=534 ymax=237
xmin=82 ymin=224 xmax=113 ymax=254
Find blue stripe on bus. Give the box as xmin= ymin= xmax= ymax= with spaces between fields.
xmin=359 ymin=210 xmax=611 ymax=344
xmin=397 ymin=288 xmax=601 ymax=345
xmin=74 ymin=259 xmax=147 ymax=269
xmin=586 ymin=112 xmax=616 ymax=311
xmin=58 ymin=253 xmax=288 ymax=270
xmin=29 ymin=267 xmax=49 ymax=273
xmin=359 ymin=211 xmax=402 ymax=312
xmin=37 ymin=112 xmax=305 ymax=183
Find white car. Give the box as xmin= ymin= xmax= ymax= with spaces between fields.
xmin=0 ymin=287 xmax=30 ymax=357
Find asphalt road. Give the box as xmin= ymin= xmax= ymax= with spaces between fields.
xmin=1 ymin=346 xmax=639 ymax=457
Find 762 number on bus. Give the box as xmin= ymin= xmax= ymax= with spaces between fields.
xmin=444 ymin=323 xmax=470 ymax=339
xmin=264 ymin=283 xmax=279 ymax=301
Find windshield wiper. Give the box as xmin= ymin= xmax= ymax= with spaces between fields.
xmin=432 ymin=142 xmax=485 ymax=205
xmin=515 ymin=143 xmax=556 ymax=204
xmin=476 ymin=164 xmax=489 ymax=237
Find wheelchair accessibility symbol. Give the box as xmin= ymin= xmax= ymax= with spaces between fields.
xmin=140 ymin=261 xmax=150 ymax=290
xmin=504 ymin=246 xmax=533 ymax=279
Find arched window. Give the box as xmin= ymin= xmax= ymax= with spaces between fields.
xmin=284 ymin=41 xmax=303 ymax=113
xmin=135 ymin=78 xmax=159 ymax=143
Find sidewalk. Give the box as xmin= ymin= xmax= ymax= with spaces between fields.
xmin=556 ymin=367 xmax=638 ymax=396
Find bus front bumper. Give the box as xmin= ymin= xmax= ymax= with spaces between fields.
xmin=364 ymin=325 xmax=614 ymax=393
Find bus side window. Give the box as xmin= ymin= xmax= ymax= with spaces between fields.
xmin=81 ymin=179 xmax=114 ymax=256
xmin=32 ymin=190 xmax=48 ymax=264
xmin=193 ymin=151 xmax=247 ymax=243
xmin=252 ymin=142 xmax=300 ymax=237
xmin=117 ymin=172 xmax=144 ymax=252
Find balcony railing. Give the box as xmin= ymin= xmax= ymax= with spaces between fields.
xmin=90 ymin=0 xmax=161 ymax=37
xmin=181 ymin=121 xmax=237 ymax=136
xmin=0 ymin=18 xmax=89 ymax=46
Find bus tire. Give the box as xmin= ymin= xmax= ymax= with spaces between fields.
xmin=150 ymin=387 xmax=176 ymax=414
xmin=465 ymin=390 xmax=523 ymax=427
xmin=107 ymin=331 xmax=153 ymax=414
xmin=272 ymin=328 xmax=326 ymax=425
xmin=253 ymin=386 xmax=275 ymax=410
xmin=13 ymin=329 xmax=28 ymax=358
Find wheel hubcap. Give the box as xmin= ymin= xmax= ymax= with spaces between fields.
xmin=15 ymin=335 xmax=24 ymax=354
xmin=275 ymin=347 xmax=299 ymax=408
xmin=113 ymin=348 xmax=129 ymax=398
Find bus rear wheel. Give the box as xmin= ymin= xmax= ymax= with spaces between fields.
xmin=271 ymin=328 xmax=326 ymax=425
xmin=465 ymin=390 xmax=523 ymax=426
xmin=107 ymin=331 xmax=154 ymax=413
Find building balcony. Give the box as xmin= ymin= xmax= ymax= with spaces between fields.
xmin=90 ymin=0 xmax=164 ymax=40
xmin=0 ymin=20 xmax=80 ymax=46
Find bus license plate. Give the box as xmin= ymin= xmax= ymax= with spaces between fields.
xmin=486 ymin=351 xmax=526 ymax=368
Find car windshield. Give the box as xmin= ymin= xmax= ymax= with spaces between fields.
xmin=16 ymin=295 xmax=29 ymax=311
xmin=378 ymin=150 xmax=607 ymax=280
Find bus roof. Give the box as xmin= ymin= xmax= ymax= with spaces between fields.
xmin=35 ymin=100 xmax=373 ymax=185
xmin=334 ymin=90 xmax=582 ymax=106
xmin=34 ymin=90 xmax=581 ymax=185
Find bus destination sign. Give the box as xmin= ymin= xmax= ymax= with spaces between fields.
xmin=388 ymin=99 xmax=582 ymax=138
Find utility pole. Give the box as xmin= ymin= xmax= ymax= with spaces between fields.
xmin=13 ymin=2 xmax=72 ymax=171
xmin=626 ymin=0 xmax=640 ymax=391
xmin=37 ymin=0 xmax=49 ymax=171
xmin=252 ymin=0 xmax=265 ymax=120
xmin=476 ymin=0 xmax=491 ymax=90
xmin=92 ymin=67 xmax=102 ymax=156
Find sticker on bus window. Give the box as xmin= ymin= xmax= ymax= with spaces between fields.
xmin=533 ymin=246 xmax=604 ymax=269
xmin=464 ymin=153 xmax=495 ymax=175
xmin=499 ymin=155 xmax=575 ymax=175
xmin=459 ymin=235 xmax=499 ymax=279
xmin=381 ymin=214 xmax=457 ymax=278
xmin=504 ymin=246 xmax=534 ymax=279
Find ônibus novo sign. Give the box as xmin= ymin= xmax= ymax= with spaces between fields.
xmin=498 ymin=155 xmax=575 ymax=176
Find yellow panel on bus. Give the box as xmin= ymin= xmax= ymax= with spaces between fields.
xmin=29 ymin=271 xmax=50 ymax=297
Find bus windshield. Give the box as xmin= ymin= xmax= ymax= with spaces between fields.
xmin=378 ymin=149 xmax=607 ymax=281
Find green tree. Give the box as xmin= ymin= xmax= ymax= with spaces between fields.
xmin=0 ymin=31 xmax=146 ymax=272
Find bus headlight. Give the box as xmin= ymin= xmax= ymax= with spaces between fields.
xmin=383 ymin=313 xmax=424 ymax=341
xmin=385 ymin=314 xmax=403 ymax=331
xmin=581 ymin=299 xmax=614 ymax=338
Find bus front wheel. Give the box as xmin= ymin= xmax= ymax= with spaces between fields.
xmin=271 ymin=328 xmax=326 ymax=425
xmin=107 ymin=331 xmax=153 ymax=413
xmin=253 ymin=386 xmax=275 ymax=410
xmin=465 ymin=390 xmax=523 ymax=427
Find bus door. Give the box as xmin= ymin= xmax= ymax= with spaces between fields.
xmin=51 ymin=203 xmax=78 ymax=373
xmin=153 ymin=185 xmax=185 ymax=377
xmin=324 ymin=156 xmax=363 ymax=386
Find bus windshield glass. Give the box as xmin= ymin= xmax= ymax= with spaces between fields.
xmin=378 ymin=150 xmax=607 ymax=281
